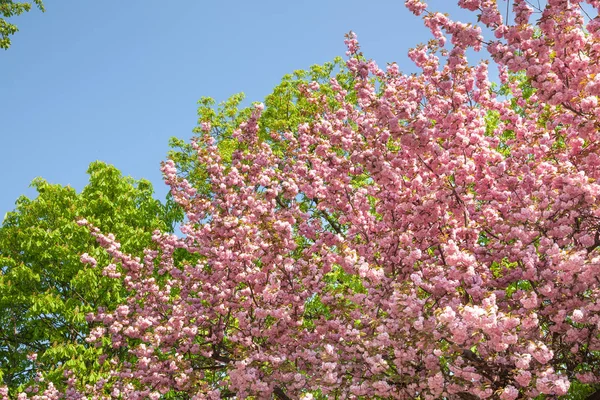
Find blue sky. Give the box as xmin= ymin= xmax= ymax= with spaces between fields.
xmin=1 ymin=1 xmax=479 ymax=218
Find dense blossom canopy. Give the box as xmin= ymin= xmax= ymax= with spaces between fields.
xmin=7 ymin=0 xmax=600 ymax=398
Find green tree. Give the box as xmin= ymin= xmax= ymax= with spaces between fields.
xmin=0 ymin=161 xmax=181 ymax=395
xmin=168 ymin=56 xmax=357 ymax=194
xmin=0 ymin=0 xmax=44 ymax=50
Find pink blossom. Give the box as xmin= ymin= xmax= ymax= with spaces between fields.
xmin=55 ymin=1 xmax=600 ymax=398
xmin=500 ymin=385 xmax=519 ymax=400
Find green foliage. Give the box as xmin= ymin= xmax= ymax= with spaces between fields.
xmin=168 ymin=93 xmax=252 ymax=194
xmin=168 ymin=57 xmax=356 ymax=191
xmin=0 ymin=161 xmax=177 ymax=395
xmin=561 ymin=381 xmax=599 ymax=400
xmin=259 ymin=57 xmax=355 ymax=138
xmin=0 ymin=0 xmax=44 ymax=49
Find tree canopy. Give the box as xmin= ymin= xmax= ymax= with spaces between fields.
xmin=4 ymin=0 xmax=600 ymax=399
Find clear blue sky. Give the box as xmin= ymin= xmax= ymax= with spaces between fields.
xmin=1 ymin=1 xmax=478 ymax=218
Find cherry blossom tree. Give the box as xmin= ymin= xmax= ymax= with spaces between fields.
xmin=8 ymin=0 xmax=600 ymax=398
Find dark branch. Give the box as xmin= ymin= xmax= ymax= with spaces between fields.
xmin=585 ymin=389 xmax=600 ymax=400
xmin=273 ymin=387 xmax=292 ymax=400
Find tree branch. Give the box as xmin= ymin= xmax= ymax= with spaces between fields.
xmin=586 ymin=390 xmax=600 ymax=400
xmin=273 ymin=387 xmax=292 ymax=400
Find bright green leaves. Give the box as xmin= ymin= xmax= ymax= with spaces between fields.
xmin=486 ymin=72 xmax=538 ymax=158
xmin=0 ymin=0 xmax=44 ymax=49
xmin=0 ymin=161 xmax=177 ymax=395
xmin=303 ymin=265 xmax=367 ymax=331
xmin=484 ymin=109 xmax=500 ymax=138
xmin=324 ymin=264 xmax=366 ymax=295
xmin=261 ymin=57 xmax=351 ymax=135
xmin=168 ymin=94 xmax=251 ymax=196
xmin=561 ymin=381 xmax=599 ymax=400
xmin=168 ymin=57 xmax=356 ymax=195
